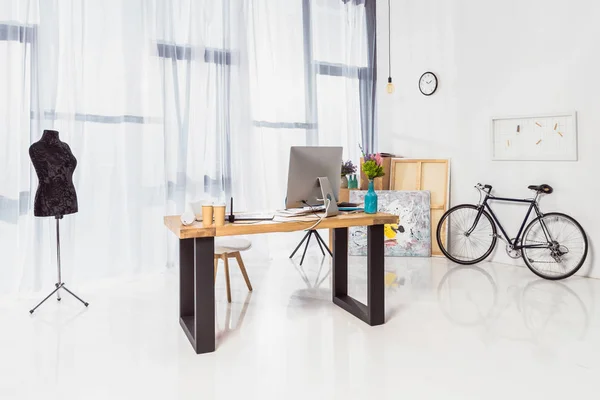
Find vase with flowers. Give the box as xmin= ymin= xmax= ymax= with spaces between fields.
xmin=360 ymin=147 xmax=385 ymax=214
xmin=340 ymin=160 xmax=357 ymax=189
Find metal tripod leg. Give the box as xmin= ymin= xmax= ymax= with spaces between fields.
xmin=314 ymin=231 xmax=326 ymax=256
xmin=290 ymin=230 xmax=312 ymax=259
xmin=291 ymin=229 xmax=334 ymax=266
xmin=300 ymin=231 xmax=313 ymax=266
xmin=29 ymin=217 xmax=89 ymax=314
xmin=61 ymin=285 xmax=89 ymax=307
xmin=314 ymin=231 xmax=333 ymax=257
xmin=30 ymin=283 xmax=64 ymax=314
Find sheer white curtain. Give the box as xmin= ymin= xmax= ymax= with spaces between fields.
xmin=246 ymin=0 xmax=376 ymax=210
xmin=0 ymin=0 xmax=376 ymax=296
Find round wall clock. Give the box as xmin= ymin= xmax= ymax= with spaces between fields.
xmin=419 ymin=72 xmax=438 ymax=96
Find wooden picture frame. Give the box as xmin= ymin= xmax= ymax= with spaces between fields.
xmin=389 ymin=158 xmax=450 ymax=256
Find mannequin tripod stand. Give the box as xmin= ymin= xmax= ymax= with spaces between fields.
xmin=29 ymin=216 xmax=89 ymax=314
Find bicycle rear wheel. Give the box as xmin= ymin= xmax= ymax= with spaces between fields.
xmin=437 ymin=204 xmax=497 ymax=265
xmin=521 ymin=213 xmax=588 ymax=280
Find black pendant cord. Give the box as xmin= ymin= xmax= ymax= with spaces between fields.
xmin=388 ymin=0 xmax=392 ymax=82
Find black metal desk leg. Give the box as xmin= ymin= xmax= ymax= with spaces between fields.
xmin=332 ymin=225 xmax=385 ymax=326
xmin=332 ymin=227 xmax=348 ymax=298
xmin=179 ymin=237 xmax=215 ymax=354
xmin=367 ymin=224 xmax=385 ymax=325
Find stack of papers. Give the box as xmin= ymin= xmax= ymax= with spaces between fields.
xmin=273 ymin=214 xmax=323 ymax=223
xmin=273 ymin=207 xmax=324 ymax=222
xmin=275 ymin=206 xmax=324 ymax=217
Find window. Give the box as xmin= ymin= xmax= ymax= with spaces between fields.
xmin=310 ymin=0 xmax=375 ymax=161
xmin=0 ymin=23 xmax=34 ymax=221
xmin=155 ymin=0 xmax=234 ymax=200
xmin=247 ymin=0 xmax=375 ymax=162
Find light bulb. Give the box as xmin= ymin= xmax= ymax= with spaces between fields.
xmin=386 ymin=82 xmax=395 ymax=94
xmin=386 ymin=77 xmax=395 ymax=94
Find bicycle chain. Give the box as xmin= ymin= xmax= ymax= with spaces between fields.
xmin=523 ymin=239 xmax=546 ymax=244
xmin=521 ymin=239 xmax=560 ymax=264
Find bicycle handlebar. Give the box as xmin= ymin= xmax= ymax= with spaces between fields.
xmin=475 ymin=183 xmax=493 ymax=193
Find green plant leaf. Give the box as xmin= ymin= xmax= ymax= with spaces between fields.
xmin=361 ymin=160 xmax=385 ymax=180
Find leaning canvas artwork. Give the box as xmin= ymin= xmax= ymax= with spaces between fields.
xmin=349 ymin=190 xmax=431 ymax=257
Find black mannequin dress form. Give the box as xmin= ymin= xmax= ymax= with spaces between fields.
xmin=29 ymin=130 xmax=78 ymax=217
xmin=28 ymin=130 xmax=88 ymax=313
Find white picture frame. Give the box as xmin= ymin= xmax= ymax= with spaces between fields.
xmin=490 ymin=111 xmax=578 ymax=161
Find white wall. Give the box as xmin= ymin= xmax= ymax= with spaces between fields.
xmin=377 ymin=0 xmax=600 ymax=276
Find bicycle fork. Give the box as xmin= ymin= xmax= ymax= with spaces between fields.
xmin=465 ymin=205 xmax=486 ymax=237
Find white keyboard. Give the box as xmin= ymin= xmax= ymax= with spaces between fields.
xmin=234 ymin=212 xmax=274 ymax=221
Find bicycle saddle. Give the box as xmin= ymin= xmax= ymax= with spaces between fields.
xmin=528 ymin=184 xmax=553 ymax=194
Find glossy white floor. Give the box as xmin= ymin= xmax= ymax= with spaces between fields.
xmin=1 ymin=233 xmax=598 ymax=400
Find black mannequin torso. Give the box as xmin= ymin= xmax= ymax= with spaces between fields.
xmin=29 ymin=130 xmax=78 ymax=217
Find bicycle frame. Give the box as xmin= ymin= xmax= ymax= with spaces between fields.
xmin=468 ymin=189 xmax=553 ymax=250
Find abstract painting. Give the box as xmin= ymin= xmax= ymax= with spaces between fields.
xmin=349 ymin=190 xmax=431 ymax=257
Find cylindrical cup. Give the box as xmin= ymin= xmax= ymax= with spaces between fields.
xmin=213 ymin=205 xmax=226 ymax=227
xmin=202 ymin=205 xmax=214 ymax=226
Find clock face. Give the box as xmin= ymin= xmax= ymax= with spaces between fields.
xmin=419 ymin=72 xmax=438 ymax=96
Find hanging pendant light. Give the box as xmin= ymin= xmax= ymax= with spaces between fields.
xmin=387 ymin=77 xmax=394 ymax=94
xmin=386 ymin=0 xmax=395 ymax=94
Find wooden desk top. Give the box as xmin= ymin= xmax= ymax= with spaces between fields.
xmin=164 ymin=212 xmax=399 ymax=239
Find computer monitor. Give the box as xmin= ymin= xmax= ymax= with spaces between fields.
xmin=285 ymin=146 xmax=343 ymax=209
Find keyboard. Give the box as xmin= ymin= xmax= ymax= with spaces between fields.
xmin=234 ymin=212 xmax=274 ymax=221
xmin=337 ymin=202 xmax=359 ymax=208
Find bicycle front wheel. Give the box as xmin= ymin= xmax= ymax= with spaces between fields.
xmin=521 ymin=213 xmax=588 ymax=280
xmin=437 ymin=204 xmax=497 ymax=265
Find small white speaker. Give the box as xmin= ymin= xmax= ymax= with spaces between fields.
xmin=180 ymin=203 xmax=196 ymax=226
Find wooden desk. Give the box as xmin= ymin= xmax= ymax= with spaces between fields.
xmin=164 ymin=212 xmax=398 ymax=354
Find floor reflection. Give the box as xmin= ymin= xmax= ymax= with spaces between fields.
xmin=520 ymin=279 xmax=589 ymax=341
xmin=287 ymin=256 xmax=331 ymax=316
xmin=437 ymin=265 xmax=589 ymax=345
xmin=215 ymin=291 xmax=252 ymax=345
xmin=30 ymin=305 xmax=90 ymax=384
xmin=437 ymin=266 xmax=498 ymax=326
xmin=290 ymin=255 xmax=330 ymax=290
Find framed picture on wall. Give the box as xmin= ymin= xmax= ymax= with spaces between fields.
xmin=491 ymin=111 xmax=578 ymax=161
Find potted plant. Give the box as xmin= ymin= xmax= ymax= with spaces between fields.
xmin=340 ymin=160 xmax=357 ymax=188
xmin=360 ymin=149 xmax=385 ymax=214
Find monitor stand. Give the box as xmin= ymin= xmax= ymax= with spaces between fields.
xmin=289 ymin=177 xmax=338 ymax=265
xmin=317 ymin=177 xmax=339 ymax=217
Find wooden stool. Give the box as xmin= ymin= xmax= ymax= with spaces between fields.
xmin=214 ymin=238 xmax=253 ymax=303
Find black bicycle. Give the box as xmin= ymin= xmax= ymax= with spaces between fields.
xmin=436 ymin=183 xmax=588 ymax=280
